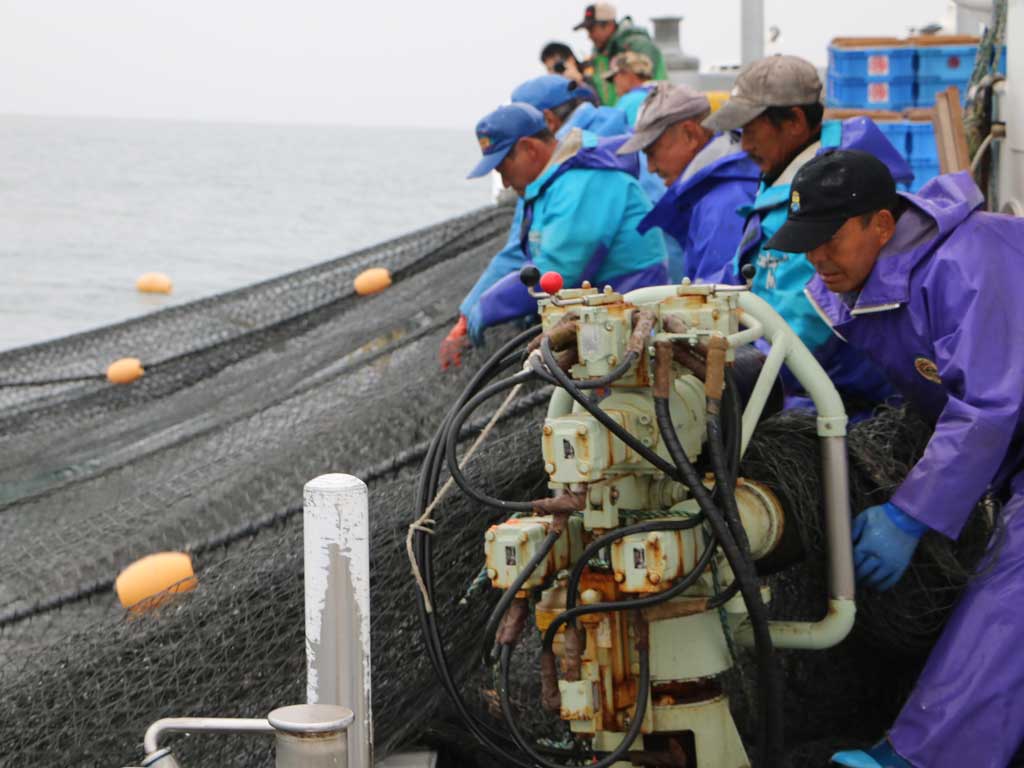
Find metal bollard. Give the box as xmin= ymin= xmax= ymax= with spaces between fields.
xmin=303 ymin=474 xmax=372 ymax=768
xmin=270 ymin=704 xmax=354 ymax=768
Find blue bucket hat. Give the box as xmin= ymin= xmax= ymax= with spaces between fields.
xmin=467 ymin=103 xmax=547 ymax=179
xmin=511 ymin=75 xmax=578 ymax=111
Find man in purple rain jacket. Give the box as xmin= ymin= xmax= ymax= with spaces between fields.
xmin=767 ymin=149 xmax=1024 ymax=768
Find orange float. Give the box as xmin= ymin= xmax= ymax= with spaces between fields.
xmin=106 ymin=357 xmax=144 ymax=384
xmin=136 ymin=272 xmax=173 ymax=294
xmin=353 ymin=267 xmax=392 ymax=296
xmin=115 ymin=551 xmax=198 ymax=611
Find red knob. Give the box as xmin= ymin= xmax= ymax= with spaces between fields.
xmin=539 ymin=271 xmax=564 ymax=294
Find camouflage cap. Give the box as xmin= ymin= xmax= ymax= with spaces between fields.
xmin=617 ymin=82 xmax=711 ymax=154
xmin=702 ymin=55 xmax=823 ymax=133
xmin=602 ymin=51 xmax=654 ymax=81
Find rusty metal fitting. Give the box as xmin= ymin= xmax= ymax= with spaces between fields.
xmin=562 ymin=626 xmax=584 ymax=682
xmin=652 ymin=342 xmax=673 ymax=399
xmin=496 ymin=598 xmax=529 ymax=647
xmin=627 ymin=310 xmax=657 ymax=356
xmin=632 ymin=611 xmax=650 ymax=652
xmin=704 ymin=335 xmax=728 ymax=401
xmin=539 ymin=651 xmax=562 ymax=712
xmin=528 ymin=312 xmax=578 ymax=353
xmin=532 ymin=491 xmax=585 ymax=519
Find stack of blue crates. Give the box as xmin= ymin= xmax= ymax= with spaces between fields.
xmin=907 ymin=121 xmax=939 ymax=192
xmin=827 ymin=43 xmax=916 ymax=111
xmin=915 ymin=42 xmax=978 ymax=106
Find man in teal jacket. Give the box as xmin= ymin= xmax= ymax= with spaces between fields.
xmin=441 ymin=77 xmax=630 ymax=368
xmin=461 ymin=103 xmax=666 ymax=345
xmin=705 ymin=55 xmax=912 ymax=406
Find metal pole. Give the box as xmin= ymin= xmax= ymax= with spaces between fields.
xmin=303 ymin=474 xmax=372 ymax=768
xmin=740 ymin=0 xmax=765 ymax=65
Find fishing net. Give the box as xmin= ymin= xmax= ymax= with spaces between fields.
xmin=0 ymin=202 xmax=998 ymax=766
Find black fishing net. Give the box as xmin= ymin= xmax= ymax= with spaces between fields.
xmin=0 ymin=202 xmax=997 ymax=766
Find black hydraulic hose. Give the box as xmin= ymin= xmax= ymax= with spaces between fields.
xmin=562 ymin=517 xmax=705 ymax=626
xmin=542 ymin=531 xmax=718 ymax=652
xmin=499 ymin=640 xmax=651 ymax=768
xmin=654 ymin=396 xmax=780 ymax=767
xmin=708 ymin=410 xmax=754 ymax=557
xmin=723 ymin=368 xmax=742 ymax=481
xmin=444 ymin=369 xmax=540 ymax=513
xmin=539 ymin=337 xmax=677 ymax=476
xmin=481 ymin=530 xmax=562 ymax=665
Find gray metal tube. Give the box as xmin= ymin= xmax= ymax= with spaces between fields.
xmin=821 ymin=436 xmax=855 ymax=600
xmin=303 ymin=474 xmax=372 ymax=767
xmin=143 ymin=717 xmax=274 ymax=754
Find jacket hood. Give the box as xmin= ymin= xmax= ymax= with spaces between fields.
xmin=525 ymin=129 xmax=639 ymax=202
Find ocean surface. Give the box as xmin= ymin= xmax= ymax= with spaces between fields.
xmin=0 ymin=114 xmax=492 ymax=352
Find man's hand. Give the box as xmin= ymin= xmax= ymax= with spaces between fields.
xmin=852 ymin=501 xmax=927 ymax=591
xmin=439 ymin=315 xmax=471 ymax=370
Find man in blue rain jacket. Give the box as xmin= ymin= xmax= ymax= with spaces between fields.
xmin=441 ymin=77 xmax=630 ymax=368
xmin=616 ymin=81 xmax=759 ymax=283
xmin=461 ymin=102 xmax=665 ymax=345
xmin=704 ymin=55 xmax=913 ymax=406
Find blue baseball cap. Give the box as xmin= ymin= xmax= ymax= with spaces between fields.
xmin=467 ymin=103 xmax=547 ymax=179
xmin=510 ymin=75 xmax=578 ymax=111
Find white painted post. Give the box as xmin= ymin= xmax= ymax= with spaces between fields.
xmin=303 ymin=474 xmax=372 ymax=768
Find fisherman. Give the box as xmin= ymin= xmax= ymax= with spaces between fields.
xmin=458 ymin=103 xmax=666 ymax=347
xmin=617 ymin=82 xmax=759 ymax=283
xmin=440 ymin=77 xmax=630 ymax=368
xmin=603 ymin=51 xmax=654 ymax=124
xmin=573 ymin=2 xmax=667 ymax=106
xmin=704 ymin=55 xmax=913 ymax=406
xmin=766 ymin=149 xmax=1024 ymax=768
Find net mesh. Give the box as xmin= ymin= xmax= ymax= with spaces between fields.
xmin=0 ymin=204 xmax=997 ymax=766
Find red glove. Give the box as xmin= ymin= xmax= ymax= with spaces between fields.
xmin=440 ymin=315 xmax=471 ymax=370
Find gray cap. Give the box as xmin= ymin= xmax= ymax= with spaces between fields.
xmin=616 ymin=82 xmax=711 ymax=154
xmin=702 ymin=55 xmax=822 ymax=133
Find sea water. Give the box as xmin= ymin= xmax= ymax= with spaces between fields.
xmin=0 ymin=114 xmax=491 ymax=351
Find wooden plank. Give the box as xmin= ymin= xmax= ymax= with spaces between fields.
xmin=932 ymin=86 xmax=971 ymax=173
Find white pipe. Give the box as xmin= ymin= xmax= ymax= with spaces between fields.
xmin=304 ymin=474 xmax=372 ymax=768
xmin=143 ymin=717 xmax=274 ymax=754
xmin=739 ymin=331 xmax=788 ymax=457
xmin=725 ymin=309 xmax=764 ymax=348
xmin=735 ymin=598 xmax=856 ymax=650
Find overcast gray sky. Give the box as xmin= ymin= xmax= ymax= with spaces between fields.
xmin=1 ymin=1 xmax=953 ymax=130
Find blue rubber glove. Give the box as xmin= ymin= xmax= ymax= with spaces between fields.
xmin=832 ymin=739 xmax=911 ymax=767
xmin=852 ymin=501 xmax=927 ymax=592
xmin=467 ymin=303 xmax=487 ymax=347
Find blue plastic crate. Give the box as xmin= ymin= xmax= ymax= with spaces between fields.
xmin=908 ymin=122 xmax=937 ymax=162
xmin=827 ymin=75 xmax=915 ymax=110
xmin=916 ymin=78 xmax=968 ymax=107
xmin=916 ymin=44 xmax=977 ymax=79
xmin=828 ymin=45 xmax=915 ymax=80
xmin=875 ymin=121 xmax=910 ymax=159
xmin=909 ymin=161 xmax=940 ymax=193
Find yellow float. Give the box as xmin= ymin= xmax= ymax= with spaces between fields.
xmin=106 ymin=357 xmax=144 ymax=384
xmin=115 ymin=551 xmax=198 ymax=611
xmin=353 ymin=267 xmax=392 ymax=296
xmin=136 ymin=272 xmax=173 ymax=294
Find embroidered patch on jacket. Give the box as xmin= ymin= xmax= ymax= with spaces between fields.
xmin=790 ymin=190 xmax=801 ymax=213
xmin=914 ymin=357 xmax=942 ymax=384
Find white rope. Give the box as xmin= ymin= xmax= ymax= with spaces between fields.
xmin=406 ymin=382 xmax=524 ymax=613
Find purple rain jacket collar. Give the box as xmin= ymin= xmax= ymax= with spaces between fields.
xmin=806 ymin=172 xmax=984 ymax=328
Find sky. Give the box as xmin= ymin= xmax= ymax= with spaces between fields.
xmin=0 ymin=0 xmax=959 ymax=130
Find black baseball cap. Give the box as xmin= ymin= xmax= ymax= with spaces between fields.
xmin=764 ymin=149 xmax=898 ymax=253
